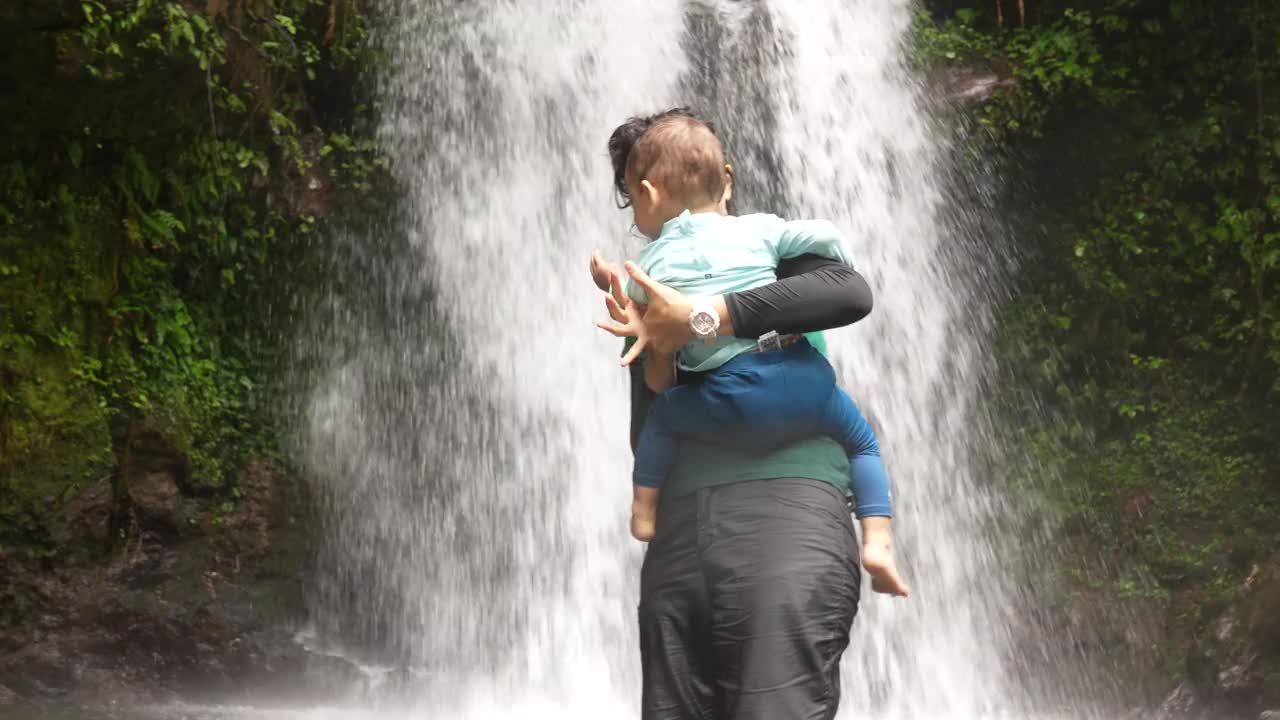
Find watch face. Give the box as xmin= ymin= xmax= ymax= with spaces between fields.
xmin=691 ymin=311 xmax=716 ymax=335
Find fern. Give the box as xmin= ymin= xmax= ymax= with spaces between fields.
xmin=139 ymin=209 xmax=186 ymax=243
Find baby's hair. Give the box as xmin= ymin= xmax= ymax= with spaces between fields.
xmin=607 ymin=108 xmax=724 ymax=209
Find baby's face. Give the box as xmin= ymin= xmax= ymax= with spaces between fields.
xmin=626 ymin=174 xmax=665 ymax=240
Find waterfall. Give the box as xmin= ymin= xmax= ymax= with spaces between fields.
xmin=761 ymin=3 xmax=1017 ymax=716
xmin=297 ymin=1 xmax=1105 ymax=718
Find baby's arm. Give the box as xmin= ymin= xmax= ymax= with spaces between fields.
xmin=822 ymin=390 xmax=891 ymax=519
xmin=820 ymin=388 xmax=910 ymax=597
xmin=770 ymin=219 xmax=856 ymax=267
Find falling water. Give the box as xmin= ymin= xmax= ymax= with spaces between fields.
xmin=761 ymin=3 xmax=1018 ymax=716
xmin=297 ymin=1 xmax=1107 ymax=718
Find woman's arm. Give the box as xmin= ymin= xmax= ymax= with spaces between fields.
xmin=726 ymin=254 xmax=873 ymax=338
xmin=620 ymin=254 xmax=875 ymax=449
xmin=605 ymin=255 xmax=874 ymax=365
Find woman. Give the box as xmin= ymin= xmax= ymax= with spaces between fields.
xmin=594 ymin=109 xmax=897 ymax=720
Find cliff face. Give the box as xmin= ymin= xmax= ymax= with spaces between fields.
xmin=0 ymin=0 xmax=387 ymax=706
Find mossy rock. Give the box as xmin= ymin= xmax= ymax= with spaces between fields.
xmin=1 ymin=355 xmax=114 ymax=558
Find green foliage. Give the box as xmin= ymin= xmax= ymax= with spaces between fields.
xmin=921 ymin=0 xmax=1280 ymax=694
xmin=916 ymin=6 xmax=1113 ymax=136
xmin=0 ymin=0 xmax=388 ymax=556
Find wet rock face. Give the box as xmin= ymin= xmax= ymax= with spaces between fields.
xmin=0 ymin=557 xmax=330 ymax=707
xmin=1153 ymin=554 xmax=1280 ymax=720
xmin=57 ymin=477 xmax=113 ymax=547
xmin=123 ymin=431 xmax=190 ymax=535
xmin=220 ymin=459 xmax=279 ymax=559
xmin=1206 ymin=556 xmax=1280 ymax=716
xmin=0 ymin=645 xmax=75 ymax=699
xmin=926 ymin=64 xmax=1017 ymax=104
xmin=0 ymin=455 xmax=326 ymax=709
xmin=1156 ymin=682 xmax=1200 ymax=720
xmin=127 ymin=469 xmax=183 ymax=532
xmin=0 ymin=575 xmax=365 ymax=709
xmin=0 ymin=593 xmax=351 ymax=706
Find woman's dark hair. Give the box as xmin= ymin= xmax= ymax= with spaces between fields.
xmin=607 ymin=107 xmax=720 ymax=209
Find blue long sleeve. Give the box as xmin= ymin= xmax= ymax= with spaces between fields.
xmin=848 ymin=454 xmax=892 ymax=518
xmin=821 ymin=389 xmax=892 ymax=518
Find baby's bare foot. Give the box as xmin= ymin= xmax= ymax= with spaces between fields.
xmin=862 ymin=542 xmax=910 ymax=597
xmin=631 ymin=513 xmax=655 ymax=542
xmin=631 ymin=485 xmax=660 ymax=543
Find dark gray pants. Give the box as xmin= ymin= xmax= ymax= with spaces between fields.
xmin=638 ymin=478 xmax=861 ymax=720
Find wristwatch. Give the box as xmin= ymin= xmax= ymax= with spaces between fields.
xmin=688 ymin=298 xmax=721 ymax=344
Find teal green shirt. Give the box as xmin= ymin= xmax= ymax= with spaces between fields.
xmin=664 ymin=434 xmax=851 ymax=499
xmin=625 ymin=211 xmax=855 ymax=372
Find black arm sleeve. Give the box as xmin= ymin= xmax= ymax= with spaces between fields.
xmin=724 ymin=254 xmax=874 ymax=338
xmin=627 ymin=253 xmax=875 ymax=452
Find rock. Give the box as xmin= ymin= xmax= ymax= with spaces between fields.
xmin=68 ymin=667 xmax=147 ymax=706
xmin=1217 ymin=652 xmax=1262 ymax=698
xmin=127 ymin=468 xmax=183 ymax=531
xmin=1179 ymin=553 xmax=1280 ymax=718
xmin=1258 ymin=711 xmax=1280 ymax=720
xmin=0 ymin=456 xmax=326 ymax=707
xmin=1155 ymin=681 xmax=1201 ymax=720
xmin=111 ymin=543 xmax=177 ymax=590
xmin=0 ymin=644 xmax=75 ymax=698
xmin=1050 ymin=571 xmax=1167 ymax=703
xmin=222 ymin=460 xmax=278 ymax=559
xmin=57 ymin=476 xmax=113 ymax=546
xmin=927 ymin=64 xmax=1016 ymax=104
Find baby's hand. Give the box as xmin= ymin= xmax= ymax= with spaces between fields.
xmin=861 ymin=520 xmax=910 ymax=598
xmin=590 ymin=249 xmax=622 ymax=292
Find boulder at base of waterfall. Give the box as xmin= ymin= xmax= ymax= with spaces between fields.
xmin=127 ymin=468 xmax=183 ymax=532
xmin=218 ymin=459 xmax=279 ymax=560
xmin=0 ymin=454 xmax=331 ymax=707
xmin=121 ymin=426 xmax=194 ymax=534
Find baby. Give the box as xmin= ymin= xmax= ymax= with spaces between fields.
xmin=597 ymin=110 xmax=908 ymax=596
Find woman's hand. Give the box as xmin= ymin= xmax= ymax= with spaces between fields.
xmin=594 ymin=266 xmax=652 ymax=367
xmin=622 ymin=262 xmax=699 ymax=354
xmin=597 ymin=262 xmax=700 ymax=366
